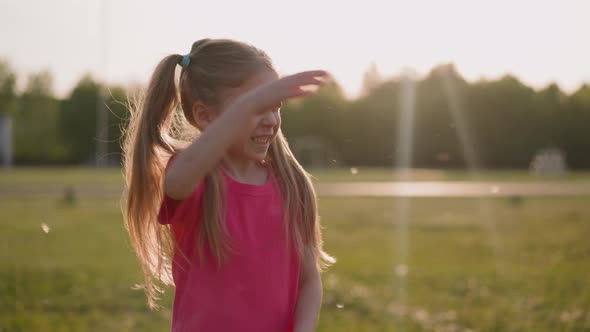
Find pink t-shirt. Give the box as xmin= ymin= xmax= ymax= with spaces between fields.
xmin=158 ymin=159 xmax=301 ymax=332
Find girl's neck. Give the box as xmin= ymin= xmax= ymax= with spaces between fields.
xmin=221 ymin=155 xmax=268 ymax=185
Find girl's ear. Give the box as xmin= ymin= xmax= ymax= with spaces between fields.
xmin=192 ymin=102 xmax=214 ymax=130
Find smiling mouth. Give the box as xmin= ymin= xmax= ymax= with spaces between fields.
xmin=250 ymin=135 xmax=273 ymax=144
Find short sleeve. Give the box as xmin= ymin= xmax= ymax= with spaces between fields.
xmin=157 ymin=155 xmax=206 ymax=225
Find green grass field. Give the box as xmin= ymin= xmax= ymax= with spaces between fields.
xmin=2 ymin=167 xmax=590 ymax=185
xmin=1 ymin=169 xmax=590 ymax=331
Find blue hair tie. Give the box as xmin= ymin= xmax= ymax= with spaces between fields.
xmin=179 ymin=54 xmax=191 ymax=67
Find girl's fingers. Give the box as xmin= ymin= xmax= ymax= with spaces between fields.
xmin=298 ymin=76 xmax=326 ymax=86
xmin=282 ymin=76 xmax=326 ymax=96
xmin=284 ymin=70 xmax=329 ymax=85
xmin=287 ymin=88 xmax=314 ymax=99
xmin=257 ymin=70 xmax=329 ymax=106
xmin=292 ymin=70 xmax=329 ymax=79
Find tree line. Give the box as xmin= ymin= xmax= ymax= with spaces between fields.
xmin=1 ymin=60 xmax=589 ymax=169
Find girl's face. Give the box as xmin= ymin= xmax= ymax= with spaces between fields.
xmin=224 ymin=68 xmax=281 ymax=162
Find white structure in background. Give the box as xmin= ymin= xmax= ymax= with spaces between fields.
xmin=0 ymin=112 xmax=12 ymax=167
xmin=530 ymin=147 xmax=567 ymax=176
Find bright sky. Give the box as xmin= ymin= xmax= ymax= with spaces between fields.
xmin=1 ymin=0 xmax=588 ymax=99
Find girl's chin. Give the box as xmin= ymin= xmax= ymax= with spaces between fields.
xmin=230 ymin=151 xmax=267 ymax=163
xmin=250 ymin=141 xmax=271 ymax=152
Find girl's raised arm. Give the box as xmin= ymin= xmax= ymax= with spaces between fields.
xmin=163 ymin=70 xmax=328 ymax=200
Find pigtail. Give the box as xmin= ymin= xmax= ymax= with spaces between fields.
xmin=270 ymin=131 xmax=336 ymax=272
xmin=122 ymin=54 xmax=184 ymax=310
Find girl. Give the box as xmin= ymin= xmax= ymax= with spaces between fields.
xmin=122 ymin=38 xmax=334 ymax=332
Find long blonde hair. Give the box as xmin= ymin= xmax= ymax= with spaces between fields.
xmin=121 ymin=38 xmax=334 ymax=310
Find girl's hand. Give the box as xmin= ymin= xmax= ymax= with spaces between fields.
xmin=236 ymin=70 xmax=329 ymax=115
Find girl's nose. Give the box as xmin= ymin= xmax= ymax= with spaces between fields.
xmin=261 ymin=110 xmax=280 ymax=127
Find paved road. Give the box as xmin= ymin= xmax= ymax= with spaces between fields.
xmin=2 ymin=181 xmax=590 ymax=198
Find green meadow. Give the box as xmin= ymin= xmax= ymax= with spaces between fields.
xmin=1 ymin=168 xmax=590 ymax=331
xmin=2 ymin=167 xmax=590 ymax=185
